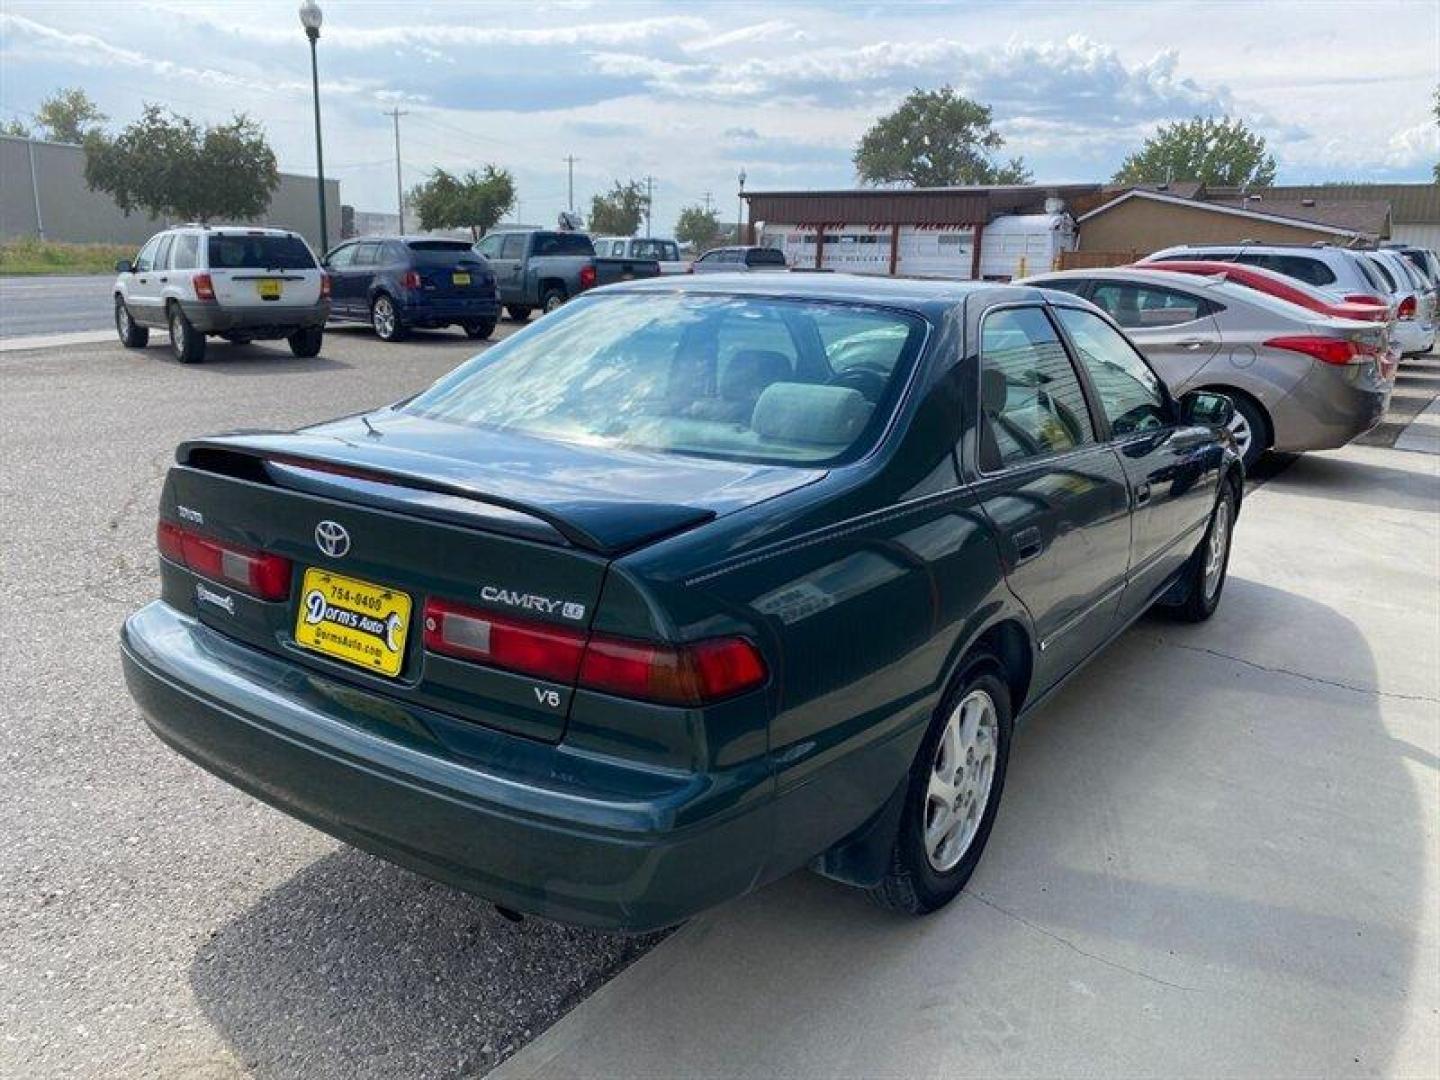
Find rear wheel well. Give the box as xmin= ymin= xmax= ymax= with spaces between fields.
xmin=538 ymin=278 xmax=566 ymax=298
xmin=968 ymin=620 xmax=1033 ymax=717
xmin=1200 ymin=384 xmax=1272 ymax=451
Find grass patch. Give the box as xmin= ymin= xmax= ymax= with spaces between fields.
xmin=0 ymin=238 xmax=135 ymax=276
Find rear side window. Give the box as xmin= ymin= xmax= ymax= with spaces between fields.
xmin=1090 ymin=282 xmax=1208 ymax=328
xmin=1366 ymin=255 xmax=1397 ymax=291
xmin=532 ymin=232 xmax=594 ymax=257
xmin=1354 ymin=255 xmax=1387 ymax=292
xmin=406 ymin=241 xmax=479 ymax=267
xmin=207 ymin=234 xmax=317 ymax=270
xmin=1055 ymin=307 xmax=1169 ymax=437
xmin=171 ymin=234 xmax=199 ymax=270
xmin=978 ymin=306 xmax=1094 ymax=470
xmin=1239 ymin=253 xmax=1335 ymax=287
xmin=629 ymin=239 xmax=678 ymax=261
xmin=746 ymin=248 xmax=787 ymax=267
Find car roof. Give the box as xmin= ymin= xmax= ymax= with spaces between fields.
xmin=599 ymin=270 xmax=1032 ymax=314
xmin=1027 ymin=267 xmax=1229 ymax=290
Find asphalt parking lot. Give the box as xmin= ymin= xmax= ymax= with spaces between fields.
xmin=1 ymin=326 xmax=1436 ymax=1078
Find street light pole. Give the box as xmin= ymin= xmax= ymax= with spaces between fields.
xmin=737 ymin=168 xmax=747 ymax=245
xmin=300 ymin=1 xmax=328 ymax=251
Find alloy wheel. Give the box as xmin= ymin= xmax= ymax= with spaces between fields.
xmin=117 ymin=302 xmax=131 ymax=337
xmin=924 ymin=689 xmax=999 ymax=872
xmin=1227 ymin=410 xmax=1252 ymax=461
xmin=1204 ymin=497 xmax=1231 ymax=599
xmin=373 ymin=297 xmax=396 ymax=338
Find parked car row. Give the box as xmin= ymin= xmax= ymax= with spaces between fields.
xmin=1019 ymin=240 xmax=1438 ymax=468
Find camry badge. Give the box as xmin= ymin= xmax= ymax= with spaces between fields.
xmin=315 ymin=520 xmax=351 ymax=558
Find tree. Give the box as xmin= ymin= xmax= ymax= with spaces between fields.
xmin=1 ymin=118 xmax=31 ymax=138
xmin=854 ymin=86 xmax=1032 ymax=187
xmin=34 ymin=88 xmax=106 ymax=143
xmin=1432 ymin=86 xmax=1439 ymax=183
xmin=588 ymin=180 xmax=649 ymax=236
xmin=84 ymin=105 xmax=279 ymax=221
xmin=1113 ymin=116 xmax=1277 ymax=188
xmin=410 ymin=166 xmax=516 ymax=240
xmin=675 ymin=204 xmax=724 ymax=250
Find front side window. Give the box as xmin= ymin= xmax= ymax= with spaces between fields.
xmin=133 ymin=237 xmax=160 ymax=273
xmin=325 ymin=244 xmax=357 ymax=269
xmin=1090 ymin=282 xmax=1207 ymax=329
xmin=402 ymin=294 xmax=927 ymax=466
xmin=1055 ymin=307 xmax=1170 ymax=437
xmin=630 ymin=239 xmax=679 ymax=261
xmin=153 ymin=235 xmax=175 ymax=271
xmin=475 ymin=234 xmax=503 ymax=259
xmin=978 ymin=306 xmax=1094 ymax=469
xmin=207 ymin=234 xmax=316 ymax=270
xmin=499 ymin=234 xmax=526 ymax=259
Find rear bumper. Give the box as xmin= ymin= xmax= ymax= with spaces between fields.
xmin=1393 ymin=319 xmax=1435 ymax=356
xmin=120 ymin=601 xmax=773 ymax=931
xmin=1269 ymin=361 xmax=1390 ymax=453
xmin=181 ymin=300 xmax=329 ymax=335
xmin=398 ymin=294 xmax=501 ymax=327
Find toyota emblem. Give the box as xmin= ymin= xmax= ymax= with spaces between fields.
xmin=315 ymin=520 xmax=351 ymax=558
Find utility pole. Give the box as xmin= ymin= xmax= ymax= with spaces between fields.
xmin=387 ymin=107 xmax=408 ymax=233
xmin=563 ymin=155 xmax=578 ymax=212
xmin=701 ymin=191 xmax=713 ymax=212
xmin=643 ymin=175 xmax=655 ymax=237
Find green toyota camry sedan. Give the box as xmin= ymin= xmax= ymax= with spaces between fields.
xmin=121 ymin=273 xmax=1242 ymax=931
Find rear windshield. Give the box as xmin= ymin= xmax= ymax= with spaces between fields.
xmin=207 ymin=233 xmax=316 ymax=270
xmin=402 ymin=293 xmax=927 ymax=466
xmin=747 ymin=248 xmax=787 ymax=266
xmin=407 ymin=240 xmax=483 ymax=267
xmin=532 ymin=232 xmax=594 ymax=257
xmin=624 ymin=239 xmax=679 ymax=261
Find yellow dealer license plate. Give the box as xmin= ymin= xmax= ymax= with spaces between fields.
xmin=452 ymin=272 xmax=471 ymax=286
xmin=257 ymin=278 xmax=282 ymax=300
xmin=294 ymin=568 xmax=412 ymax=677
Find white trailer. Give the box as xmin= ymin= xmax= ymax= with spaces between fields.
xmin=976 ymin=212 xmax=1076 ymax=281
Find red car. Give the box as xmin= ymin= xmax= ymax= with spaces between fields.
xmin=1138 ymin=260 xmax=1391 ymax=323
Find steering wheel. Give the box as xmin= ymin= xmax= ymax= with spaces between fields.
xmin=827 ymin=363 xmax=890 ymax=402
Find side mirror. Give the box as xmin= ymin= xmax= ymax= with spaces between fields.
xmin=1181 ymin=389 xmax=1234 ymax=428
xmin=115 ymin=259 xmax=133 ymax=274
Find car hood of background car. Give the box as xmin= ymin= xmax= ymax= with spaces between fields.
xmin=178 ymin=410 xmax=825 ymax=555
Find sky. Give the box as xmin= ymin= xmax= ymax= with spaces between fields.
xmin=1 ymin=0 xmax=1436 ymax=235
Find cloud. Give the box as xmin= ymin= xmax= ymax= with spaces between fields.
xmin=681 ymin=20 xmax=802 ymax=53
xmin=566 ymin=119 xmax=646 ymax=138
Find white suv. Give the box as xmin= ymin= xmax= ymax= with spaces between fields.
xmin=113 ymin=226 xmax=330 ymax=363
xmin=1142 ymin=243 xmax=1390 ymax=303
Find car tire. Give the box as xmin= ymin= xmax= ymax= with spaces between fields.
xmin=1226 ymin=393 xmax=1268 ymax=470
xmin=371 ymin=294 xmax=408 ymax=341
xmin=463 ymin=319 xmax=497 ymax=340
xmin=1168 ymin=482 xmax=1237 ymax=623
xmin=540 ymin=288 xmax=567 ymax=315
xmin=167 ymin=303 xmax=205 ymax=364
xmin=506 ymin=305 xmax=532 ymax=323
xmin=868 ymin=657 xmax=1013 ymax=916
xmin=288 ymin=325 xmax=324 ymax=358
xmin=115 ymin=296 xmax=148 ymax=348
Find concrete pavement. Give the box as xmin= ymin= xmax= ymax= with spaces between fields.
xmin=496 ymin=441 xmax=1440 ymax=1079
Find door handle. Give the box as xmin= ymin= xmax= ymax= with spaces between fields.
xmin=1135 ymin=482 xmax=1152 ymax=507
xmin=158 ymin=276 xmax=168 ymax=283
xmin=1178 ymin=338 xmax=1214 ymax=350
xmin=1010 ymin=526 xmax=1044 ymax=565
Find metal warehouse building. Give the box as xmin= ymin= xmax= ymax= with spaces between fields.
xmin=742 ymin=184 xmax=1104 ymax=279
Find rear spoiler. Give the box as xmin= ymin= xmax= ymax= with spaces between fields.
xmin=176 ymin=434 xmax=715 ymax=555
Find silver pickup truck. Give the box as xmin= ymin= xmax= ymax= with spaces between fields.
xmin=475 ymin=229 xmax=661 ymax=320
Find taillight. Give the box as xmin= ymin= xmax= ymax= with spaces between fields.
xmin=579 ymin=264 xmax=597 ymax=289
xmin=1397 ymin=296 xmax=1417 ymax=320
xmin=424 ymin=599 xmax=587 ymax=684
xmin=157 ymin=520 xmax=292 ymax=601
xmin=1264 ymin=335 xmax=1371 ymax=366
xmin=579 ymin=635 xmax=766 ymax=706
xmin=402 ymin=270 xmax=422 ymax=290
xmin=422 ymin=598 xmax=768 ymax=706
xmin=193 ymin=273 xmax=215 ymax=301
xmin=320 ymin=273 xmax=332 ymax=299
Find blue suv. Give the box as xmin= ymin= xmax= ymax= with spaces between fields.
xmin=322 ymin=237 xmax=501 ymax=342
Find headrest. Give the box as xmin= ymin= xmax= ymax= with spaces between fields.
xmin=721 ymin=349 xmax=791 ymax=401
xmin=980 ymin=367 xmax=1008 ymax=414
xmin=751 ymin=382 xmax=872 ymax=445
